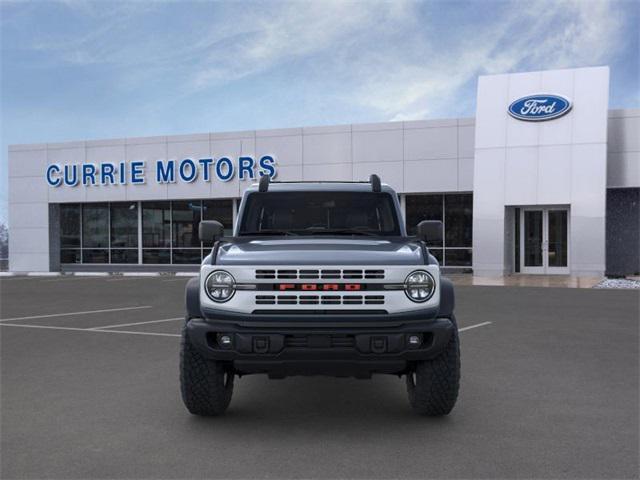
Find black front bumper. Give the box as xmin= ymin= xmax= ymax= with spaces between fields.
xmin=186 ymin=315 xmax=455 ymax=378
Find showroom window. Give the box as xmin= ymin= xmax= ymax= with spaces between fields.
xmin=60 ymin=200 xmax=234 ymax=265
xmin=405 ymin=193 xmax=473 ymax=267
xmin=142 ymin=201 xmax=171 ymax=264
xmin=171 ymin=201 xmax=202 ymax=264
xmin=111 ymin=203 xmax=138 ymax=264
xmin=60 ymin=204 xmax=81 ymax=263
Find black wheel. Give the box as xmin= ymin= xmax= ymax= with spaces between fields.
xmin=406 ymin=316 xmax=460 ymax=415
xmin=180 ymin=323 xmax=234 ymax=416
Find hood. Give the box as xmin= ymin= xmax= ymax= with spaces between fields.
xmin=216 ymin=237 xmax=424 ymax=266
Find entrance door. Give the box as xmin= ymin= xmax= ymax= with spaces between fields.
xmin=519 ymin=208 xmax=569 ymax=274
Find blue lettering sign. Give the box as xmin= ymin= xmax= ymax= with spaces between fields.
xmin=259 ymin=155 xmax=276 ymax=178
xmin=130 ymin=161 xmax=145 ymax=184
xmin=64 ymin=164 xmax=78 ymax=186
xmin=215 ymin=157 xmax=234 ymax=182
xmin=101 ymin=163 xmax=116 ymax=185
xmin=198 ymin=158 xmax=213 ymax=182
xmin=238 ymin=156 xmax=255 ymax=180
xmin=46 ymin=155 xmax=277 ymax=187
xmin=179 ymin=159 xmax=197 ymax=183
xmin=156 ymin=160 xmax=175 ymax=183
xmin=46 ymin=164 xmax=61 ymax=187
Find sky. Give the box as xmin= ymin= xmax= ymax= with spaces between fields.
xmin=1 ymin=0 xmax=638 ymax=225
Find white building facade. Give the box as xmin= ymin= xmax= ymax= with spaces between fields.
xmin=8 ymin=66 xmax=640 ymax=276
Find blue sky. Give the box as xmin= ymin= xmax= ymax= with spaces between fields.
xmin=1 ymin=0 xmax=638 ymax=225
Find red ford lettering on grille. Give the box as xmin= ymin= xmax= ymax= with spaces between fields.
xmin=277 ymin=283 xmax=361 ymax=291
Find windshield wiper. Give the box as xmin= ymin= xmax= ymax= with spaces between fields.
xmin=239 ymin=229 xmax=299 ymax=236
xmin=302 ymin=228 xmax=380 ymax=237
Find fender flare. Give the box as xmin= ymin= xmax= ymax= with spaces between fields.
xmin=185 ymin=276 xmax=202 ymax=320
xmin=438 ymin=276 xmax=455 ymax=318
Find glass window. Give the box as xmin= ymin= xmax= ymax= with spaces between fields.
xmin=142 ymin=202 xmax=171 ymax=248
xmin=111 ymin=249 xmax=138 ymax=264
xmin=548 ymin=210 xmax=568 ymax=267
xmin=82 ymin=204 xmax=109 ymax=248
xmin=405 ymin=193 xmax=473 ymax=267
xmin=239 ymin=192 xmax=401 ymax=236
xmin=405 ymin=194 xmax=443 ymax=246
xmin=429 ymin=249 xmax=443 ymax=264
xmin=445 ymin=194 xmax=473 ymax=247
xmin=172 ymin=201 xmax=201 ymax=248
xmin=60 ymin=204 xmax=81 ymax=248
xmin=82 ymin=249 xmax=109 ymax=263
xmin=445 ymin=249 xmax=472 ymax=267
xmin=60 ymin=249 xmax=81 ymax=264
xmin=142 ymin=249 xmax=170 ymax=264
xmin=111 ymin=203 xmax=138 ymax=248
xmin=172 ymin=249 xmax=202 ymax=264
xmin=203 ymin=199 xmax=234 ymax=238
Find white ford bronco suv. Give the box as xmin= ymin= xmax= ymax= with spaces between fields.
xmin=181 ymin=175 xmax=460 ymax=416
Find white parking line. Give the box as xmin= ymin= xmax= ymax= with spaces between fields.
xmin=459 ymin=321 xmax=492 ymax=332
xmin=90 ymin=317 xmax=183 ymax=330
xmin=0 ymin=306 xmax=152 ymax=323
xmin=0 ymin=323 xmax=179 ymax=337
xmin=0 ymin=318 xmax=493 ymax=339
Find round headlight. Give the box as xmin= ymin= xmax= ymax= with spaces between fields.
xmin=404 ymin=270 xmax=435 ymax=303
xmin=205 ymin=270 xmax=236 ymax=303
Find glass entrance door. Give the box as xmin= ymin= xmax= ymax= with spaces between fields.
xmin=522 ymin=210 xmax=545 ymax=273
xmin=519 ymin=208 xmax=569 ymax=274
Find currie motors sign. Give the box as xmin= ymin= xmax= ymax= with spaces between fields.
xmin=508 ymin=94 xmax=572 ymax=121
xmin=46 ymin=155 xmax=277 ymax=187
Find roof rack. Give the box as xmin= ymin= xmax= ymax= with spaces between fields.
xmin=257 ymin=174 xmax=382 ymax=192
xmin=258 ymin=174 xmax=270 ymax=192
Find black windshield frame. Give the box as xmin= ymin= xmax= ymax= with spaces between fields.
xmin=238 ymin=191 xmax=402 ymax=237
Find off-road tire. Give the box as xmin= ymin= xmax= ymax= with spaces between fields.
xmin=180 ymin=323 xmax=234 ymax=416
xmin=406 ymin=316 xmax=460 ymax=415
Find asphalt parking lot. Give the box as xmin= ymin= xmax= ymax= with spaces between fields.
xmin=1 ymin=276 xmax=638 ymax=479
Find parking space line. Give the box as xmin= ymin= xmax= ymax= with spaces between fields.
xmin=90 ymin=317 xmax=183 ymax=330
xmin=0 ymin=306 xmax=152 ymax=323
xmin=0 ymin=323 xmax=180 ymax=337
xmin=459 ymin=321 xmax=492 ymax=332
xmin=0 ymin=318 xmax=492 ymax=339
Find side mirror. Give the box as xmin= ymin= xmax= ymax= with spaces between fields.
xmin=417 ymin=220 xmax=443 ymax=244
xmin=199 ymin=220 xmax=224 ymax=242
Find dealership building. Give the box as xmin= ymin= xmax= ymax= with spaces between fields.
xmin=7 ymin=66 xmax=640 ymax=276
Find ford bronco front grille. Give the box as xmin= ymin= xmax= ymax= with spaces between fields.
xmin=255 ymin=269 xmax=385 ymax=280
xmin=255 ymin=294 xmax=385 ymax=306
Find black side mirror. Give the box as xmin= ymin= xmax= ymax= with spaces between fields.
xmin=417 ymin=220 xmax=443 ymax=244
xmin=199 ymin=220 xmax=224 ymax=242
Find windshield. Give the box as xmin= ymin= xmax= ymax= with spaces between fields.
xmin=238 ymin=191 xmax=401 ymax=236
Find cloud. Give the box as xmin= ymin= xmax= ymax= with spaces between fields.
xmin=350 ymin=0 xmax=626 ymax=121
xmin=3 ymin=0 xmax=632 ymax=121
xmin=189 ymin=1 xmax=415 ymax=91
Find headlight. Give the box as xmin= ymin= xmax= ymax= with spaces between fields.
xmin=404 ymin=270 xmax=435 ymax=302
xmin=205 ymin=270 xmax=236 ymax=303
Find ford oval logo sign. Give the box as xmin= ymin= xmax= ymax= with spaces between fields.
xmin=508 ymin=94 xmax=572 ymax=121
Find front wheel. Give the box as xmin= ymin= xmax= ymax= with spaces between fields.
xmin=406 ymin=316 xmax=460 ymax=415
xmin=180 ymin=323 xmax=234 ymax=416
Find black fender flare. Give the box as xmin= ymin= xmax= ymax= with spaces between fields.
xmin=185 ymin=276 xmax=201 ymax=320
xmin=438 ymin=276 xmax=455 ymax=318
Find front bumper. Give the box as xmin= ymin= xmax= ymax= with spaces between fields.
xmin=186 ymin=316 xmax=455 ymax=378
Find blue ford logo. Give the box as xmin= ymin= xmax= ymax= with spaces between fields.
xmin=508 ymin=94 xmax=572 ymax=121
